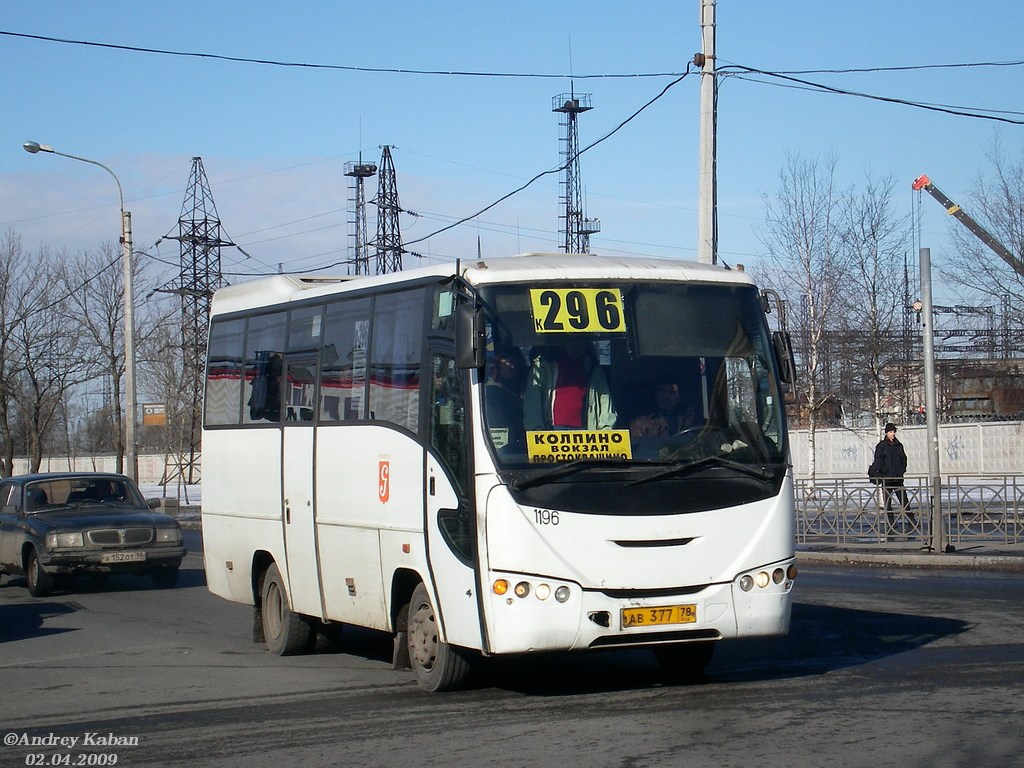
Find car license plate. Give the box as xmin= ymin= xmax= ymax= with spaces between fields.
xmin=100 ymin=551 xmax=146 ymax=564
xmin=621 ymin=604 xmax=697 ymax=629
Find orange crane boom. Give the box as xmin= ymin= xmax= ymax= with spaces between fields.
xmin=912 ymin=174 xmax=1024 ymax=277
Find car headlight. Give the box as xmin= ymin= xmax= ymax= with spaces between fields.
xmin=155 ymin=528 xmax=181 ymax=544
xmin=46 ymin=532 xmax=84 ymax=548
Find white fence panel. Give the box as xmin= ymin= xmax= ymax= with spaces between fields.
xmin=790 ymin=421 xmax=1024 ymax=478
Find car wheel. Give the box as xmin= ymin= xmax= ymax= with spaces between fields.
xmin=151 ymin=567 xmax=179 ymax=589
xmin=653 ymin=641 xmax=715 ymax=683
xmin=26 ymin=549 xmax=54 ymax=598
xmin=260 ymin=563 xmax=310 ymax=656
xmin=406 ymin=582 xmax=471 ymax=692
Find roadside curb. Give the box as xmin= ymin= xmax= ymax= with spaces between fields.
xmin=797 ymin=549 xmax=1024 ymax=573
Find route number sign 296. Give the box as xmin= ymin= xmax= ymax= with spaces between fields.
xmin=529 ymin=288 xmax=626 ymax=333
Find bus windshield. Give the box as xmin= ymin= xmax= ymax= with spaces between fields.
xmin=478 ymin=281 xmax=787 ymax=472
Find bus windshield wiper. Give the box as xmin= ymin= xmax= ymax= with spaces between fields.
xmin=511 ymin=458 xmax=629 ymax=491
xmin=626 ymin=456 xmax=783 ymax=487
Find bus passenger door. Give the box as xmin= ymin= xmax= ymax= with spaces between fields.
xmin=281 ymin=354 xmax=324 ymax=619
xmin=424 ymin=347 xmax=481 ymax=649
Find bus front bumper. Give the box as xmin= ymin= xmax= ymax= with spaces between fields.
xmin=481 ymin=558 xmax=796 ymax=655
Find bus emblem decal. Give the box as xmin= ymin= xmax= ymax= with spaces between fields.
xmin=378 ymin=460 xmax=390 ymax=503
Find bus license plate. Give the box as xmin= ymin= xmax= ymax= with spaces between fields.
xmin=621 ymin=604 xmax=697 ymax=629
xmin=101 ymin=551 xmax=146 ymax=564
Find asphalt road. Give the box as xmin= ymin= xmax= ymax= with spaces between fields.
xmin=2 ymin=533 xmax=1022 ymax=768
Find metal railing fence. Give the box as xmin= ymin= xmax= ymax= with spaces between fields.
xmin=795 ymin=475 xmax=1024 ymax=547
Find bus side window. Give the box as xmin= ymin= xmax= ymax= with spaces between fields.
xmin=205 ymin=318 xmax=246 ymax=426
xmin=320 ymin=298 xmax=371 ymax=422
xmin=242 ymin=312 xmax=286 ymax=425
xmin=369 ymin=291 xmax=423 ymax=431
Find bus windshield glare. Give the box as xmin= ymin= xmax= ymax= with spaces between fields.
xmin=478 ymin=281 xmax=787 ymax=470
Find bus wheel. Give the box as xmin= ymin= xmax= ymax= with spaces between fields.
xmin=653 ymin=641 xmax=715 ymax=683
xmin=261 ymin=563 xmax=311 ymax=656
xmin=407 ymin=583 xmax=470 ymax=692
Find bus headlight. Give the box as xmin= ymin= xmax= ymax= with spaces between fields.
xmin=554 ymin=586 xmax=571 ymax=603
xmin=492 ymin=579 xmax=509 ymax=595
xmin=514 ymin=581 xmax=530 ymax=598
xmin=535 ymin=583 xmax=551 ymax=601
xmin=739 ymin=575 xmax=754 ymax=592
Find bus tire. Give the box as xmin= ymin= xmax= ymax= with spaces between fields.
xmin=261 ymin=563 xmax=311 ymax=656
xmin=653 ymin=641 xmax=715 ymax=683
xmin=407 ymin=582 xmax=470 ymax=692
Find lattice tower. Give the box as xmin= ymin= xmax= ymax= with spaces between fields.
xmin=345 ymin=159 xmax=377 ymax=275
xmin=374 ymin=146 xmax=404 ymax=274
xmin=553 ymin=92 xmax=599 ymax=253
xmin=163 ymin=157 xmax=230 ymax=484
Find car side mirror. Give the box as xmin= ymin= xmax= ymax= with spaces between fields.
xmin=147 ymin=498 xmax=161 ymax=509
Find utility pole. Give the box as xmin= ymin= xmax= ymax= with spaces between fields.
xmin=697 ymin=0 xmax=717 ymax=265
xmin=919 ymin=247 xmax=946 ymax=553
xmin=23 ymin=141 xmax=138 ymax=481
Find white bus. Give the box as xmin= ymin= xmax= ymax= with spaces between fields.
xmin=202 ymin=253 xmax=798 ymax=691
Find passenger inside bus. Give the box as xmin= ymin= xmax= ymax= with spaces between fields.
xmin=522 ymin=341 xmax=616 ymax=431
xmin=247 ymin=352 xmax=282 ymax=422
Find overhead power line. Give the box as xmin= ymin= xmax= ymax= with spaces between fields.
xmin=6 ymin=29 xmax=1024 ymax=81
xmin=719 ymin=60 xmax=1024 ymax=125
xmin=0 ymin=30 xmax=682 ymax=78
xmin=767 ymin=60 xmax=1024 ymax=76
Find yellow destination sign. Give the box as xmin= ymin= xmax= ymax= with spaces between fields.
xmin=526 ymin=429 xmax=633 ymax=463
xmin=529 ymin=288 xmax=626 ymax=334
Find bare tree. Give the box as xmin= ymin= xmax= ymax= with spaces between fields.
xmin=8 ymin=246 xmax=95 ymax=472
xmin=838 ymin=174 xmax=910 ymax=429
xmin=59 ymin=243 xmax=133 ymax=472
xmin=757 ymin=154 xmax=852 ymax=488
xmin=140 ymin=320 xmax=199 ymax=483
xmin=0 ymin=231 xmax=32 ymax=476
xmin=59 ymin=243 xmax=171 ymax=473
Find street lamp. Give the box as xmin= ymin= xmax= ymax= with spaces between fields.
xmin=23 ymin=141 xmax=138 ymax=482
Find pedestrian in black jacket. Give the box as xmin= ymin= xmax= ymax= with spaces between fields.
xmin=871 ymin=422 xmax=916 ymax=532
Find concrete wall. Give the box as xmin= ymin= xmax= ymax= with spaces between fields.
xmin=790 ymin=421 xmax=1024 ymax=478
xmin=11 ymin=453 xmax=192 ymax=485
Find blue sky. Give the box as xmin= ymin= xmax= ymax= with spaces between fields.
xmin=2 ymin=1 xmax=1022 ymax=299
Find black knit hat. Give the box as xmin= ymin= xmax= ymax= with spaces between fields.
xmin=884 ymin=422 xmax=897 ymax=433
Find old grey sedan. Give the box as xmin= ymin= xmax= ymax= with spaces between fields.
xmin=0 ymin=472 xmax=186 ymax=596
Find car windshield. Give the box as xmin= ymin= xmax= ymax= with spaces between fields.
xmin=477 ymin=281 xmax=788 ymax=474
xmin=25 ymin=478 xmax=143 ymax=511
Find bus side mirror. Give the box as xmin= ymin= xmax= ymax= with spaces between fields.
xmin=772 ymin=331 xmax=795 ymax=384
xmin=774 ymin=331 xmax=795 ymax=383
xmin=455 ymin=304 xmax=485 ymax=369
